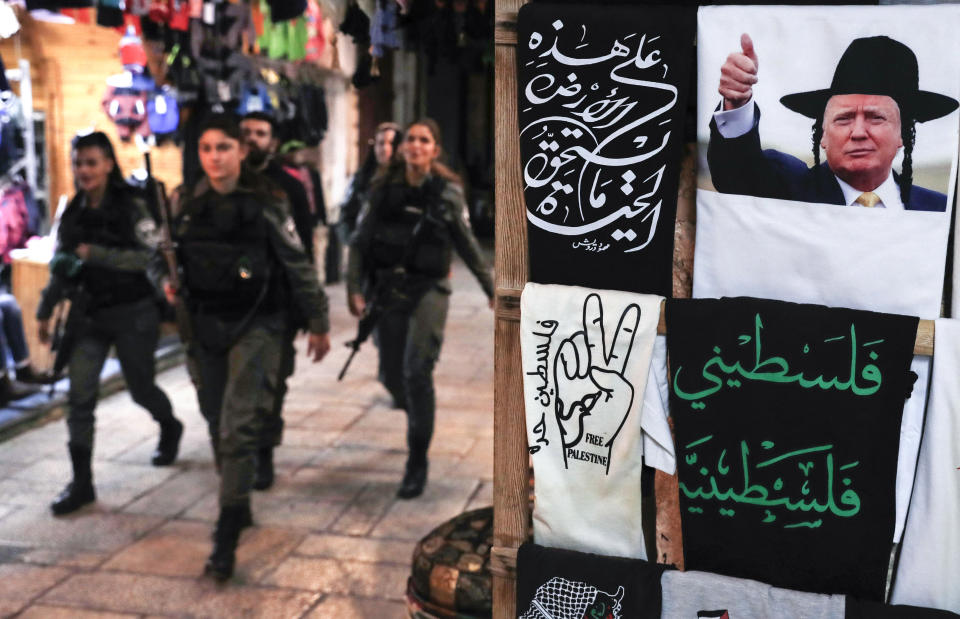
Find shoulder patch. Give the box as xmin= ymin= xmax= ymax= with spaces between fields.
xmin=282 ymin=216 xmax=303 ymax=249
xmin=135 ymin=218 xmax=161 ymax=246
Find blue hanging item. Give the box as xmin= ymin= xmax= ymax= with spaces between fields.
xmin=148 ymin=86 xmax=180 ymax=138
xmin=235 ymin=82 xmax=274 ymax=116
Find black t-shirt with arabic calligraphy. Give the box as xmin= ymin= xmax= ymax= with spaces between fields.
xmin=665 ymin=297 xmax=919 ymax=601
xmin=516 ymin=4 xmax=695 ymax=296
xmin=516 ymin=542 xmax=668 ymax=619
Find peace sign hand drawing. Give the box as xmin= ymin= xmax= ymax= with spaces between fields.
xmin=553 ymin=294 xmax=641 ymax=474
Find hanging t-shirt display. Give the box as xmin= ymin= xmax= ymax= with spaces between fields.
xmin=520 ymin=283 xmax=669 ymax=559
xmin=660 ymin=569 xmax=846 ymax=619
xmin=892 ymin=318 xmax=960 ymax=614
xmin=515 ymin=3 xmax=695 ymax=296
xmin=694 ymin=5 xmax=960 ymax=320
xmin=516 ymin=542 xmax=667 ymax=619
xmin=666 ymin=297 xmax=918 ymax=600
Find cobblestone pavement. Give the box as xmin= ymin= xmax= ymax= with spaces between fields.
xmin=0 ymin=257 xmax=494 ymax=618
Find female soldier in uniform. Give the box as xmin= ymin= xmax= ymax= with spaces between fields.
xmin=37 ymin=131 xmax=183 ymax=516
xmin=347 ymin=118 xmax=494 ymax=499
xmin=338 ymin=121 xmax=402 ymax=242
xmin=167 ymin=115 xmax=330 ymax=581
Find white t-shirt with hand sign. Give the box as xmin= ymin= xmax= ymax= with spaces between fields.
xmin=520 ymin=283 xmax=669 ymax=559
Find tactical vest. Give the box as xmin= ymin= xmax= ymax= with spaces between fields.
xmin=368 ymin=180 xmax=452 ymax=278
xmin=175 ymin=188 xmax=276 ymax=319
xmin=60 ymin=190 xmax=154 ymax=309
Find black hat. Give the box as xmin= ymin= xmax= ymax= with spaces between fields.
xmin=780 ymin=36 xmax=959 ymax=123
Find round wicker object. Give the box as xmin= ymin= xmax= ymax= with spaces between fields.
xmin=407 ymin=506 xmax=493 ymax=618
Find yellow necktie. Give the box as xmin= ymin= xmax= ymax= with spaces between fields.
xmin=855 ymin=192 xmax=880 ymax=208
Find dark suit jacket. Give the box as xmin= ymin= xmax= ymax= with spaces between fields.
xmin=707 ymin=108 xmax=947 ymax=213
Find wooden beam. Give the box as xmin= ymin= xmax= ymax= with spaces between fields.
xmin=493 ymin=0 xmax=528 ymax=617
xmin=493 ymin=289 xmax=935 ymax=355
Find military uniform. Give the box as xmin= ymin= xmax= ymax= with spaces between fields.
xmin=347 ymin=174 xmax=493 ymax=497
xmin=38 ymin=184 xmax=182 ymax=514
xmin=174 ymin=171 xmax=328 ymax=511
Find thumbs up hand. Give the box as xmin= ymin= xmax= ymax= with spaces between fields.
xmin=719 ymin=33 xmax=759 ymax=111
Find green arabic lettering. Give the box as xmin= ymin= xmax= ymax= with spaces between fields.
xmin=755 ymin=445 xmax=833 ymax=469
xmin=784 ymin=520 xmax=823 ymax=529
xmin=851 ymin=324 xmax=882 ymax=396
xmin=679 ymin=440 xmax=861 ymax=520
xmin=826 ymin=453 xmax=860 ymax=518
xmin=672 ymin=362 xmax=723 ymax=402
xmin=857 ymin=363 xmax=882 ymax=395
xmin=717 ymin=449 xmax=730 ymax=475
xmin=685 ymin=435 xmax=714 ymax=449
xmin=673 ymin=315 xmax=883 ymax=405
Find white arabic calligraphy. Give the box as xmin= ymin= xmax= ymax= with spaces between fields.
xmin=521 ymin=20 xmax=678 ymax=252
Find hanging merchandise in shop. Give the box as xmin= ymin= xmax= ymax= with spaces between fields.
xmin=520 ymin=283 xmax=671 ymax=559
xmin=892 ymin=318 xmax=960 ymax=614
xmin=665 ymin=297 xmax=918 ymax=601
xmin=102 ymin=27 xmax=154 ymax=141
xmin=661 ymin=569 xmax=846 ymax=619
xmin=516 ymin=543 xmax=668 ymax=619
xmin=693 ymin=5 xmax=960 ymax=320
xmin=0 ymin=179 xmax=43 ymax=263
xmin=340 ymin=0 xmax=493 ymax=88
xmin=515 ymin=3 xmax=696 ymax=297
xmin=47 ymin=0 xmax=332 ymax=180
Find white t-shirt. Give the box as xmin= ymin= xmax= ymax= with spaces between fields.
xmin=520 ymin=283 xmax=670 ymax=559
xmin=892 ymin=318 xmax=960 ymax=613
xmin=661 ymin=569 xmax=846 ymax=619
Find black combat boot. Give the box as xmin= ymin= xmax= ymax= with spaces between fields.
xmin=151 ymin=418 xmax=184 ymax=466
xmin=396 ymin=453 xmax=428 ymax=499
xmin=14 ymin=364 xmax=43 ymax=384
xmin=0 ymin=374 xmax=41 ymax=406
xmin=252 ymin=447 xmax=274 ymax=490
xmin=204 ymin=504 xmax=249 ymax=581
xmin=208 ymin=502 xmax=253 ymax=540
xmin=51 ymin=443 xmax=96 ymax=515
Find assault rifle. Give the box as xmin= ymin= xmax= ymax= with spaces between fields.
xmin=137 ymin=135 xmax=192 ymax=345
xmin=46 ymin=282 xmax=91 ymax=396
xmin=337 ymin=267 xmax=416 ymax=381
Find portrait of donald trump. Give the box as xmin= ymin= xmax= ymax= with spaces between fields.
xmin=704 ymin=31 xmax=959 ymax=212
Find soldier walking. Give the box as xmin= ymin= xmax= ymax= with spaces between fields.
xmin=166 ymin=115 xmax=331 ymax=581
xmin=38 ymin=131 xmax=183 ymax=516
xmin=239 ymin=111 xmax=316 ymax=491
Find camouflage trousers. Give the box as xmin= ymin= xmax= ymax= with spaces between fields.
xmin=67 ymin=298 xmax=174 ymax=450
xmin=374 ymin=286 xmax=450 ymax=459
xmin=186 ymin=312 xmax=283 ymax=508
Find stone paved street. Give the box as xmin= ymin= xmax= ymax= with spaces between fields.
xmin=0 ymin=256 xmax=494 ymax=618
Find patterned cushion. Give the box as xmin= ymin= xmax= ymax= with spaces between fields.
xmin=408 ymin=506 xmax=493 ymax=618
